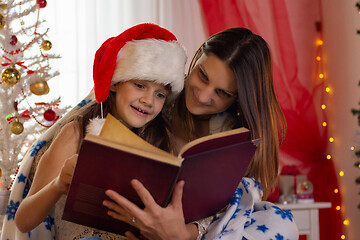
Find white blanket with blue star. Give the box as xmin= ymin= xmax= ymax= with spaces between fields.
xmin=202 ymin=178 xmax=299 ymax=240
xmin=0 ymin=93 xmax=94 ymax=240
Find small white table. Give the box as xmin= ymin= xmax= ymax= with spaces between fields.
xmin=276 ymin=202 xmax=331 ymax=240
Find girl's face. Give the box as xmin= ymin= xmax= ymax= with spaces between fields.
xmin=110 ymin=80 xmax=169 ymax=128
xmin=185 ymin=53 xmax=237 ymax=116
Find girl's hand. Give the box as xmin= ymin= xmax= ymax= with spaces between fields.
xmin=103 ymin=180 xmax=197 ymax=240
xmin=55 ymin=154 xmax=77 ymax=194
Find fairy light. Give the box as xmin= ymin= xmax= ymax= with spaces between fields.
xmin=343 ymin=219 xmax=349 ymax=226
xmin=350 ymin=146 xmax=355 ymax=151
xmin=316 ymin=39 xmax=323 ymax=46
xmin=315 ymin=19 xmax=345 ymax=238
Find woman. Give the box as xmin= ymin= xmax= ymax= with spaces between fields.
xmin=102 ymin=27 xmax=298 ymax=240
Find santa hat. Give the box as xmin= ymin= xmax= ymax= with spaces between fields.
xmin=93 ymin=23 xmax=187 ymax=103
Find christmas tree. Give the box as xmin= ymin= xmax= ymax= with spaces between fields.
xmin=0 ymin=0 xmax=67 ymax=190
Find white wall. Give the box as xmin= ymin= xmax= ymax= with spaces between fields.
xmin=322 ymin=0 xmax=360 ymax=239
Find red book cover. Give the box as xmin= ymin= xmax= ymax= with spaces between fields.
xmin=62 ymin=114 xmax=257 ymax=235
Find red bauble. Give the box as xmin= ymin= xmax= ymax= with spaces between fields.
xmin=44 ymin=109 xmax=56 ymax=121
xmin=37 ymin=0 xmax=47 ymax=8
xmin=10 ymin=35 xmax=17 ymax=45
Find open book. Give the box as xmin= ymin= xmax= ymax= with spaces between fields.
xmin=62 ymin=114 xmax=258 ymax=235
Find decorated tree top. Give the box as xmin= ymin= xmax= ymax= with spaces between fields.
xmin=0 ymin=0 xmax=68 ymax=190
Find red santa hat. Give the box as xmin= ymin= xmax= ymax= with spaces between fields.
xmin=93 ymin=23 xmax=187 ymax=103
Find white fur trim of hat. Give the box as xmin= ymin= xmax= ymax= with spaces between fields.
xmin=111 ymin=39 xmax=186 ymax=94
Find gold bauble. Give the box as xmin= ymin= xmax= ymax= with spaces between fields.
xmin=0 ymin=4 xmax=7 ymax=10
xmin=0 ymin=12 xmax=5 ymax=30
xmin=30 ymin=81 xmax=50 ymax=95
xmin=10 ymin=119 xmax=24 ymax=135
xmin=1 ymin=66 xmax=20 ymax=86
xmin=41 ymin=40 xmax=52 ymax=51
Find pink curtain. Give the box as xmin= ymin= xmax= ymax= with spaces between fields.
xmin=199 ymin=1 xmax=342 ymax=239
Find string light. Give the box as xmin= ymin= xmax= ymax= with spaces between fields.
xmin=341 ymin=235 xmax=346 ymax=239
xmin=329 ymin=137 xmax=334 ymax=143
xmin=350 ymin=146 xmax=355 ymax=151
xmin=334 ymin=188 xmax=339 ymax=193
xmin=319 ymin=73 xmax=324 ymax=79
xmin=321 ymin=104 xmax=326 ymax=109
xmin=336 ymin=205 xmax=341 ymax=210
xmin=325 ymin=87 xmax=331 ymax=93
xmin=339 ymin=171 xmax=344 ymax=177
xmin=322 ymin=121 xmax=327 ymax=127
xmin=327 ymin=154 xmax=332 ymax=159
xmin=316 ymin=39 xmax=323 ymax=46
xmin=316 ymin=56 xmax=321 ymax=61
xmin=343 ymin=219 xmax=349 ymax=226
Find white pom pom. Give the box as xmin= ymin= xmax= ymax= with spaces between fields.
xmin=86 ymin=117 xmax=106 ymax=136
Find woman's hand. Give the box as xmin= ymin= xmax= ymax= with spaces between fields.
xmin=103 ymin=179 xmax=198 ymax=240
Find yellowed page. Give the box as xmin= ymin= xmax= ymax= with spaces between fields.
xmin=100 ymin=114 xmax=177 ymax=160
xmin=178 ymin=127 xmax=249 ymax=156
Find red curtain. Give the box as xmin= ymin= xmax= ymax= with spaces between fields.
xmin=199 ymin=1 xmax=342 ymax=239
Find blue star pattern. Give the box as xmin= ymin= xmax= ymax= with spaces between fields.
xmin=241 ymin=178 xmax=250 ymax=194
xmin=17 ymin=173 xmax=26 ymax=183
xmin=272 ymin=206 xmax=294 ymax=222
xmin=6 ymin=200 xmax=19 ymax=220
xmin=273 ymin=233 xmax=284 ymax=240
xmin=43 ymin=215 xmax=54 ymax=231
xmin=244 ymin=218 xmax=256 ymax=228
xmin=256 ymin=224 xmax=269 ymax=233
xmin=229 ymin=188 xmax=242 ymax=206
xmin=76 ymin=99 xmax=92 ymax=109
xmin=23 ymin=179 xmax=31 ymax=199
xmin=243 ymin=209 xmax=251 ymax=217
xmin=30 ymin=140 xmax=47 ymax=157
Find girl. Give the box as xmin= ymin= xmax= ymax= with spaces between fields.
xmin=1 ymin=23 xmax=187 ymax=240
xmin=102 ymin=27 xmax=299 ymax=240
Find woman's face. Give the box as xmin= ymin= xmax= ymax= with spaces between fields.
xmin=185 ymin=53 xmax=237 ymax=116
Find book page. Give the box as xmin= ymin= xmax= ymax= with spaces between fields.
xmin=178 ymin=127 xmax=250 ymax=157
xmin=100 ymin=114 xmax=179 ymax=162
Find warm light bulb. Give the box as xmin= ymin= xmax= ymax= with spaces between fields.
xmin=327 ymin=154 xmax=331 ymax=159
xmin=341 ymin=235 xmax=346 ymax=239
xmin=316 ymin=56 xmax=321 ymax=61
xmin=329 ymin=137 xmax=334 ymax=142
xmin=336 ymin=205 xmax=341 ymax=210
xmin=316 ymin=39 xmax=324 ymax=46
xmin=325 ymin=87 xmax=331 ymax=93
xmin=343 ymin=219 xmax=349 ymax=226
xmin=321 ymin=104 xmax=326 ymax=109
xmin=351 ymin=146 xmax=355 ymax=151
xmin=339 ymin=171 xmax=344 ymax=176
xmin=319 ymin=73 xmax=324 ymax=79
xmin=322 ymin=122 xmax=327 ymax=127
xmin=334 ymin=188 xmax=339 ymax=193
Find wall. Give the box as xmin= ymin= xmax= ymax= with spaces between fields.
xmin=322 ymin=0 xmax=360 ymax=239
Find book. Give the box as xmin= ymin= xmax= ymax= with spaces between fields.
xmin=62 ymin=114 xmax=258 ymax=235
